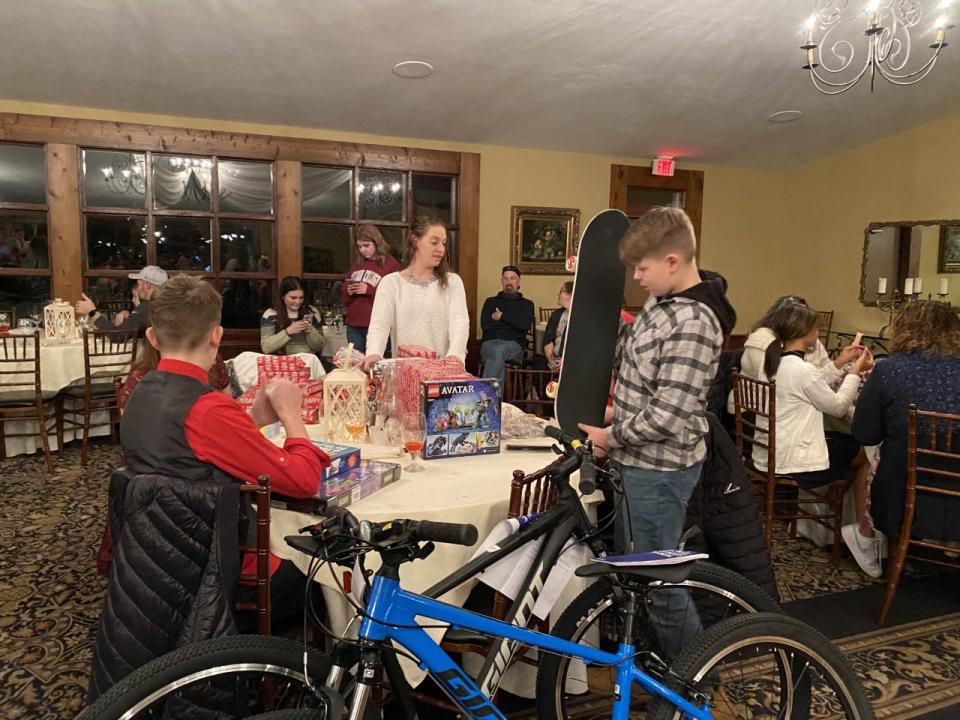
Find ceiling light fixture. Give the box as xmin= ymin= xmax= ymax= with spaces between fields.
xmin=768 ymin=110 xmax=804 ymax=122
xmin=392 ymin=60 xmax=434 ymax=79
xmin=800 ymin=0 xmax=953 ymax=95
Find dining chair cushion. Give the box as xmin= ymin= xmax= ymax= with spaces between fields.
xmin=59 ymin=382 xmax=117 ymax=399
xmin=0 ymin=389 xmax=59 ymax=406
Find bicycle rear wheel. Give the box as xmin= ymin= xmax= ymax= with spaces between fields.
xmin=536 ymin=562 xmax=781 ymax=720
xmin=78 ymin=635 xmax=332 ymax=719
xmin=648 ymin=613 xmax=875 ymax=720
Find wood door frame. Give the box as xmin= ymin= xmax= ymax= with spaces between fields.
xmin=609 ymin=163 xmax=705 ymax=307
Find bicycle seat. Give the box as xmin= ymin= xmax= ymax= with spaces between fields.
xmin=575 ymin=560 xmax=697 ymax=584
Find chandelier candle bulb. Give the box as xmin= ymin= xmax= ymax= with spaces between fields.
xmin=878 ymin=277 xmax=888 ymax=295
xmin=915 ymin=278 xmax=923 ymax=294
xmin=904 ymin=278 xmax=915 ymax=296
xmin=941 ymin=278 xmax=950 ymax=295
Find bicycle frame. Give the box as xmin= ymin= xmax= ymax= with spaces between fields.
xmin=355 ymin=573 xmax=714 ymax=720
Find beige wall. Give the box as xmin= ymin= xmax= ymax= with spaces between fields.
xmin=777 ymin=112 xmax=960 ymax=337
xmin=3 ymin=99 xmax=957 ymax=339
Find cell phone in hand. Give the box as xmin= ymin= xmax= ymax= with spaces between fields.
xmin=853 ymin=332 xmax=863 ymax=347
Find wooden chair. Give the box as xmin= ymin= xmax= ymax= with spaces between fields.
xmin=877 ymin=406 xmax=960 ymax=625
xmin=814 ymin=309 xmax=834 ymax=347
xmin=235 ymin=475 xmax=273 ymax=635
xmin=539 ymin=306 xmax=558 ymax=322
xmin=731 ymin=372 xmax=845 ymax=564
xmin=431 ymin=466 xmax=558 ymax=711
xmin=59 ymin=329 xmax=138 ymax=466
xmin=504 ymin=366 xmax=559 ymax=417
xmin=99 ymin=300 xmax=131 ymax=320
xmin=0 ymin=332 xmax=60 ymax=472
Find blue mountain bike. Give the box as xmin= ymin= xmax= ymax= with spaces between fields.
xmin=80 ymin=435 xmax=874 ymax=719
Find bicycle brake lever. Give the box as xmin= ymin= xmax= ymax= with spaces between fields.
xmin=414 ymin=541 xmax=436 ymax=562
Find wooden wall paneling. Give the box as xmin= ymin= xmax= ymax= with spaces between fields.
xmin=1 ymin=114 xmax=461 ymax=173
xmin=458 ymin=152 xmax=480 ymax=336
xmin=275 ymin=159 xmax=302 ymax=280
xmin=45 ymin=143 xmax=83 ymax=302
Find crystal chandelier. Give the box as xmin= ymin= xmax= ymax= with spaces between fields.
xmin=357 ymin=177 xmax=403 ymax=209
xmin=101 ymin=154 xmax=146 ymax=195
xmin=800 ymin=0 xmax=953 ymax=94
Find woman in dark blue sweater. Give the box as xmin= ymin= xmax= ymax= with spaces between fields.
xmin=851 ymin=301 xmax=960 ymax=545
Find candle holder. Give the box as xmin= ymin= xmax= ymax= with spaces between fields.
xmin=877 ymin=290 xmax=909 ymax=338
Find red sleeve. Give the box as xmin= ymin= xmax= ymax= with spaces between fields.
xmin=183 ymin=393 xmax=330 ymax=498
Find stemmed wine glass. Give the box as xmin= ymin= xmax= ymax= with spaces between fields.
xmin=0 ymin=312 xmax=10 ymax=334
xmin=401 ymin=412 xmax=426 ymax=473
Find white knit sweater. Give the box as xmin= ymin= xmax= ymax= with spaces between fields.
xmin=365 ymin=272 xmax=470 ymax=362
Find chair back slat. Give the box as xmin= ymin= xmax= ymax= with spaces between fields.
xmin=504 ymin=366 xmax=559 ymax=417
xmin=538 ymin=307 xmax=558 ymax=322
xmin=509 ymin=467 xmax=556 ymax=518
xmin=0 ymin=333 xmax=41 ymax=395
xmin=82 ymin=329 xmax=139 ymax=386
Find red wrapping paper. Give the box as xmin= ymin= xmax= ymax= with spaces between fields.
xmin=391 ymin=357 xmax=473 ymax=417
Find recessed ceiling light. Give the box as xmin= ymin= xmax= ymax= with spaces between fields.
xmin=768 ymin=110 xmax=803 ymax=123
xmin=392 ymin=60 xmax=434 ymax=79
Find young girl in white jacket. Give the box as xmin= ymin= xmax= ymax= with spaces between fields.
xmin=753 ymin=300 xmax=881 ymax=576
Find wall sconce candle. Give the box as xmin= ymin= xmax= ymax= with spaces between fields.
xmin=904 ymin=277 xmax=915 ymax=295
xmin=914 ymin=277 xmax=923 ymax=294
xmin=940 ymin=278 xmax=950 ymax=296
xmin=877 ymin=277 xmax=887 ymax=295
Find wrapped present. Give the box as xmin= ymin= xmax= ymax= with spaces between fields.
xmin=256 ymin=355 xmax=311 ymax=384
xmin=271 ymin=460 xmax=400 ymax=514
xmin=391 ymin=357 xmax=474 ymax=417
xmin=237 ymin=378 xmax=324 ymax=424
xmin=398 ymin=344 xmax=438 ymax=359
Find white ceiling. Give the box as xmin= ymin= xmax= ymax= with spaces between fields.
xmin=1 ymin=0 xmax=959 ymax=169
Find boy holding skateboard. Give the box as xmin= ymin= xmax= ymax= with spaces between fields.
xmin=579 ymin=206 xmax=735 ymax=658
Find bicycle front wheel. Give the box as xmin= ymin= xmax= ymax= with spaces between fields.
xmin=78 ymin=634 xmax=331 ymax=719
xmin=648 ymin=613 xmax=875 ymax=720
xmin=535 ymin=561 xmax=782 ymax=720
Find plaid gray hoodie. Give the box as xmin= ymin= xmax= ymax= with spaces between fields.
xmin=607 ymin=277 xmax=734 ymax=470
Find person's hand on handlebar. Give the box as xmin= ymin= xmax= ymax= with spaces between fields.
xmin=577 ymin=423 xmax=610 ymax=457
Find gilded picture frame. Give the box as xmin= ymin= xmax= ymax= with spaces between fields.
xmin=510 ymin=206 xmax=581 ymax=275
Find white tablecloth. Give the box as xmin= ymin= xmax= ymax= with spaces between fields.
xmin=321 ymin=326 xmax=349 ymax=357
xmin=269 ymin=427 xmax=593 ymax=691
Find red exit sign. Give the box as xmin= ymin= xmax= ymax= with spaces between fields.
xmin=652 ymin=157 xmax=675 ymax=177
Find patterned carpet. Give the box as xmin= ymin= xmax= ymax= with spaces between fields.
xmin=0 ymin=440 xmax=958 ymax=719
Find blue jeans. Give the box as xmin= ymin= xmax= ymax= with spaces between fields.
xmin=346 ymin=326 xmax=390 ymax=357
xmin=615 ymin=461 xmax=704 ymax=661
xmin=480 ymin=339 xmax=523 ymax=385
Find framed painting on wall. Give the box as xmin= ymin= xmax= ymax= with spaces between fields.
xmin=939 ymin=224 xmax=960 ymax=273
xmin=510 ymin=206 xmax=580 ymax=275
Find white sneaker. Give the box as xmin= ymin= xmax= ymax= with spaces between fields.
xmin=842 ymin=524 xmax=883 ymax=579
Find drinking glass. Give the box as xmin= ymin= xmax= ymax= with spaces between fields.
xmin=0 ymin=312 xmax=10 ymax=334
xmin=345 ymin=418 xmax=366 ymax=445
xmin=401 ymin=413 xmax=426 ymax=472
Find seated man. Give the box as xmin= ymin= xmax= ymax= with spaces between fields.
xmin=479 ymin=265 xmax=534 ymax=385
xmin=74 ymin=264 xmax=168 ymax=335
xmin=88 ymin=275 xmax=329 ymax=699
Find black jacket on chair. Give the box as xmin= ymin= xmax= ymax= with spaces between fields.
xmin=86 ymin=469 xmax=241 ymax=703
xmin=685 ymin=412 xmax=780 ymax=602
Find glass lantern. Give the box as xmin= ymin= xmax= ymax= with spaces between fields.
xmin=44 ymin=298 xmax=76 ymax=344
xmin=323 ymin=347 xmax=368 ymax=444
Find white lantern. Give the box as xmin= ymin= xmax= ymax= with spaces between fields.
xmin=44 ymin=298 xmax=76 ymax=344
xmin=323 ymin=345 xmax=368 ymax=444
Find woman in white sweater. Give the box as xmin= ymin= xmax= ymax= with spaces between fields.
xmin=753 ymin=300 xmax=879 ymax=572
xmin=362 ymin=217 xmax=469 ymax=368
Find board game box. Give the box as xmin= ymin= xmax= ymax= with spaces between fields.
xmin=271 ymin=460 xmax=401 ymax=513
xmin=311 ymin=441 xmax=361 ymax=480
xmin=421 ymin=378 xmax=501 ymax=459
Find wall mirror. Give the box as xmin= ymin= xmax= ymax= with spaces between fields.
xmin=860 ymin=220 xmax=959 ymax=307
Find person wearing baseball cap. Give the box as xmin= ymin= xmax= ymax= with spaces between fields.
xmin=75 ymin=265 xmax=169 ymax=336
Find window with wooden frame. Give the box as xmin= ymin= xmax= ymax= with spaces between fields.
xmin=301 ymin=165 xmax=458 ymax=307
xmin=80 ymin=149 xmax=277 ymax=328
xmin=0 ymin=142 xmax=51 ymax=322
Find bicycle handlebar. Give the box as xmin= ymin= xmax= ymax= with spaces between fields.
xmin=544 ymin=425 xmax=599 ymax=495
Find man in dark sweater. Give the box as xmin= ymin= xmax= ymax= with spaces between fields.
xmin=479 ymin=265 xmax=534 ymax=385
xmin=74 ymin=264 xmax=168 ymax=335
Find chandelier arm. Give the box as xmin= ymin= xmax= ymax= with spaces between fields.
xmin=875 ymin=46 xmax=944 ymax=81
xmin=808 ymin=57 xmax=873 ymax=89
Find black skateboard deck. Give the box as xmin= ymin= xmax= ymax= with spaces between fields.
xmin=555 ymin=209 xmax=630 ymax=438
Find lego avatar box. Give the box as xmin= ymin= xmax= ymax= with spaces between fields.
xmin=420 ymin=378 xmax=501 ymax=459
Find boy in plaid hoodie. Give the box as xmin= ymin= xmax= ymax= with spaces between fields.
xmin=580 ymin=207 xmax=736 ymax=659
